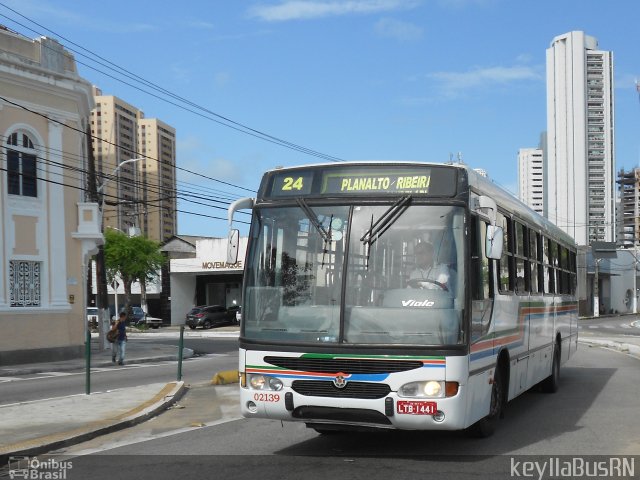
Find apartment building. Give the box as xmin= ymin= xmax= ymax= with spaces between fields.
xmin=90 ymin=90 xmax=177 ymax=243
xmin=545 ymin=31 xmax=615 ymax=245
xmin=138 ymin=119 xmax=177 ymax=243
xmin=518 ymin=147 xmax=544 ymax=215
xmin=617 ymin=168 xmax=640 ymax=247
xmin=0 ymin=27 xmax=102 ymax=364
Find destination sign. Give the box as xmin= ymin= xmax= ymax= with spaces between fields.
xmin=265 ymin=165 xmax=457 ymax=198
xmin=323 ymin=172 xmax=431 ymax=194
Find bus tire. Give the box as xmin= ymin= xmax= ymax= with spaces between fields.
xmin=540 ymin=343 xmax=560 ymax=393
xmin=469 ymin=367 xmax=504 ymax=438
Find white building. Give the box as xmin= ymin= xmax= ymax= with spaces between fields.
xmin=166 ymin=236 xmax=248 ymax=325
xmin=545 ymin=31 xmax=615 ymax=246
xmin=518 ymin=147 xmax=544 ymax=215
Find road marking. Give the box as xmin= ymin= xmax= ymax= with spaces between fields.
xmin=0 ymin=377 xmax=21 ymax=383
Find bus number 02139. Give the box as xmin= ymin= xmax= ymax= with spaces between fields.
xmin=253 ymin=393 xmax=281 ymax=402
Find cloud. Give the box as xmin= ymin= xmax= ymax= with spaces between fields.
xmin=184 ymin=20 xmax=216 ymax=30
xmin=2 ymin=0 xmax=158 ymax=33
xmin=436 ymin=0 xmax=496 ymax=8
xmin=248 ymin=0 xmax=419 ymax=22
xmin=214 ymin=72 xmax=231 ymax=88
xmin=425 ymin=65 xmax=542 ymax=99
xmin=615 ymin=73 xmax=639 ymax=90
xmin=374 ymin=18 xmax=423 ymax=41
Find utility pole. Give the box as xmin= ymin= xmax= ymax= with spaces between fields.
xmin=86 ymin=127 xmax=109 ymax=351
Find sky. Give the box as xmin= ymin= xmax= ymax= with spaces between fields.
xmin=1 ymin=0 xmax=639 ymax=238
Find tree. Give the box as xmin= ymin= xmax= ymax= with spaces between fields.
xmin=103 ymin=229 xmax=165 ymax=319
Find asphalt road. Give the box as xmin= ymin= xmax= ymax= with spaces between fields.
xmin=54 ymin=344 xmax=640 ymax=480
xmin=0 ymin=337 xmax=239 ymax=404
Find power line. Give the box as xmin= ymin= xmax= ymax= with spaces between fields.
xmin=0 ymin=94 xmax=257 ymax=195
xmin=0 ymin=4 xmax=345 ymax=163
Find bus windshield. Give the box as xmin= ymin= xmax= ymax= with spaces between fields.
xmin=243 ymin=202 xmax=465 ymax=346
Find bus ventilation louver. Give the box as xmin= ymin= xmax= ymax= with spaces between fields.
xmin=263 ymin=356 xmax=423 ymax=374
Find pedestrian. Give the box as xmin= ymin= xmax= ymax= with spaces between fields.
xmin=116 ymin=311 xmax=127 ymax=365
xmin=109 ymin=318 xmax=118 ymax=363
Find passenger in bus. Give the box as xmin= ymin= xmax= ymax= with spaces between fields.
xmin=408 ymin=241 xmax=451 ymax=291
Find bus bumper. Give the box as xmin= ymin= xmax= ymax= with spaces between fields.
xmin=239 ymin=386 xmax=469 ymax=431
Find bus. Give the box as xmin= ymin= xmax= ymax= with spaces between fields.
xmin=227 ymin=162 xmax=578 ymax=436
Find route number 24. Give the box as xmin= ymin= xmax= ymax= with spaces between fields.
xmin=282 ymin=176 xmax=304 ymax=191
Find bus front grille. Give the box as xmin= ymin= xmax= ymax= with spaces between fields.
xmin=292 ymin=380 xmax=391 ymax=399
xmin=264 ymin=356 xmax=423 ymax=374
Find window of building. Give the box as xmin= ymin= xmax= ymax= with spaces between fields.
xmin=6 ymin=132 xmax=38 ymax=197
xmin=9 ymin=260 xmax=41 ymax=307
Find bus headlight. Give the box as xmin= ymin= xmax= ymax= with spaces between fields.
xmin=398 ymin=381 xmax=459 ymax=398
xmin=248 ymin=374 xmax=283 ymax=391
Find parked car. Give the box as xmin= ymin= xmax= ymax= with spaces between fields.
xmin=87 ymin=307 xmax=98 ymax=330
xmin=185 ymin=305 xmax=236 ymax=329
xmin=131 ymin=306 xmax=145 ymax=324
xmin=125 ymin=306 xmax=163 ymax=328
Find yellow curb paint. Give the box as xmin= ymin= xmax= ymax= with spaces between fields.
xmin=211 ymin=370 xmax=239 ymax=385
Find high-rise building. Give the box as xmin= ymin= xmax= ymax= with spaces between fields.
xmin=545 ymin=31 xmax=615 ymax=246
xmin=138 ymin=119 xmax=177 ymax=242
xmin=518 ymin=147 xmax=544 ymax=215
xmin=90 ymin=88 xmax=177 ymax=243
xmin=616 ymin=168 xmax=640 ymax=247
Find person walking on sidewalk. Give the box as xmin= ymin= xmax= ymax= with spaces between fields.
xmin=110 ymin=318 xmax=118 ymax=363
xmin=115 ymin=311 xmax=128 ymax=365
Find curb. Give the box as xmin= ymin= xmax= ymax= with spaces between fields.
xmin=579 ymin=338 xmax=640 ymax=359
xmin=0 ymin=381 xmax=187 ymax=463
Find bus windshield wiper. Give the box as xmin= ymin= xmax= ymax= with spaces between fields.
xmin=296 ymin=198 xmax=330 ymax=242
xmin=360 ymin=195 xmax=412 ymax=268
xmin=360 ymin=195 xmax=412 ymax=247
xmin=297 ymin=198 xmax=333 ymax=268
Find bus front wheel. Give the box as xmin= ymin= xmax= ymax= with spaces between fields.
xmin=540 ymin=344 xmax=560 ymax=393
xmin=469 ymin=368 xmax=504 ymax=438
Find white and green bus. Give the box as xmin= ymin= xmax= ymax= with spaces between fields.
xmin=227 ymin=162 xmax=578 ymax=436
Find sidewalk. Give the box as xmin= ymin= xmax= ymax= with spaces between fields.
xmin=0 ymin=329 xmax=239 ymax=463
xmin=578 ymin=334 xmax=640 ymax=358
xmin=0 ymin=382 xmax=186 ymax=462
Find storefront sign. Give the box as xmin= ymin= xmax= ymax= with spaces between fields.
xmin=201 ymin=261 xmax=243 ymax=270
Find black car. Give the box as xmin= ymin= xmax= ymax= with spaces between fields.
xmin=185 ymin=305 xmax=236 ymax=329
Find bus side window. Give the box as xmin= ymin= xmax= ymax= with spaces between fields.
xmin=497 ymin=212 xmax=513 ymax=293
xmin=470 ymin=216 xmax=493 ymax=342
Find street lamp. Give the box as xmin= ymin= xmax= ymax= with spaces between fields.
xmin=97 ymin=157 xmax=144 ymax=223
xmin=97 ymin=157 xmax=144 ymax=194
xmin=95 ymin=157 xmax=143 ymax=348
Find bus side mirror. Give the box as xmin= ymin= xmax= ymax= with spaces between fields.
xmin=227 ymin=229 xmax=240 ymax=264
xmin=486 ymin=225 xmax=503 ymax=260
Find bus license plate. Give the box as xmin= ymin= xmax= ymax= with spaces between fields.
xmin=396 ymin=400 xmax=437 ymax=415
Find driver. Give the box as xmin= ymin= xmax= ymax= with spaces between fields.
xmin=409 ymin=241 xmax=450 ymax=290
